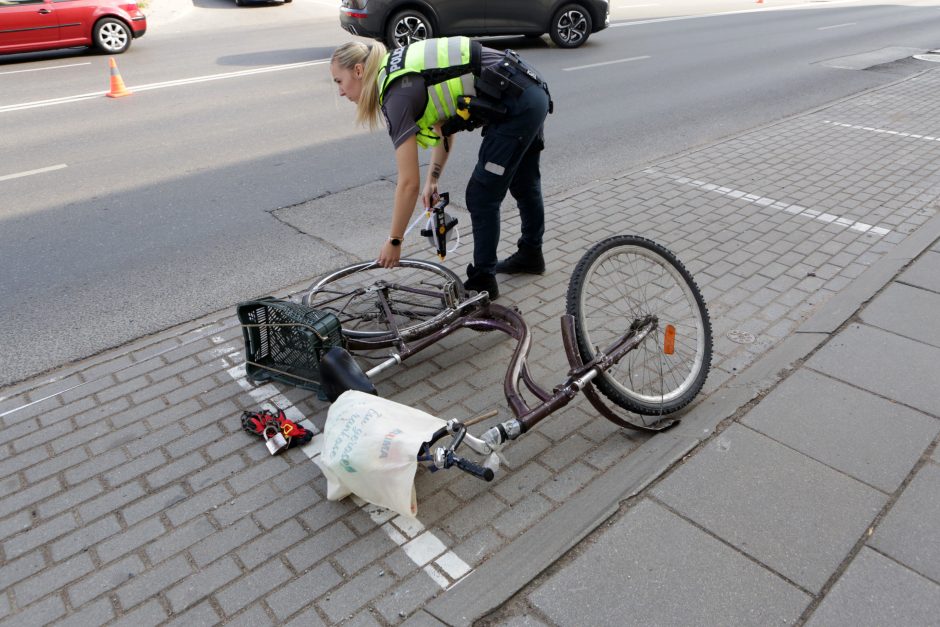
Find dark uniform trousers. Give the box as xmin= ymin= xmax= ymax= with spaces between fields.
xmin=465 ymin=82 xmax=550 ymax=277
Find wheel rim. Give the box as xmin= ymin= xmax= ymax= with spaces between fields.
xmin=303 ymin=260 xmax=461 ymax=339
xmin=555 ymin=10 xmax=588 ymax=45
xmin=99 ymin=23 xmax=128 ymax=51
xmin=392 ymin=17 xmax=429 ymax=47
xmin=576 ymin=245 xmax=707 ymax=406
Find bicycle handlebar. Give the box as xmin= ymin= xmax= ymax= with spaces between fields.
xmin=453 ymin=454 xmax=495 ymax=482
xmin=422 ymin=420 xmax=498 ymax=482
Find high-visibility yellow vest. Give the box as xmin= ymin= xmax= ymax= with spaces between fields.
xmin=377 ymin=37 xmax=480 ymax=148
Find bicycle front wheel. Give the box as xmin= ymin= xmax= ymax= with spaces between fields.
xmin=301 ymin=259 xmax=467 ymax=344
xmin=566 ymin=235 xmax=712 ymax=416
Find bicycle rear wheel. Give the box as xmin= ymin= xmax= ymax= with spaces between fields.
xmin=566 ymin=235 xmax=712 ymax=416
xmin=301 ymin=259 xmax=467 ymax=344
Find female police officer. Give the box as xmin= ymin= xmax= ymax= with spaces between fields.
xmin=330 ymin=37 xmax=551 ymax=299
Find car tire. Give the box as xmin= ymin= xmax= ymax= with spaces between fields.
xmin=385 ymin=9 xmax=433 ymax=49
xmin=93 ymin=18 xmax=132 ymax=54
xmin=235 ymin=0 xmax=244 ymax=5
xmin=549 ymin=3 xmax=593 ymax=48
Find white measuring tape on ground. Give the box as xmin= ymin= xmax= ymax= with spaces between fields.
xmin=213 ymin=337 xmax=472 ymax=589
xmin=644 ymin=168 xmax=892 ymax=236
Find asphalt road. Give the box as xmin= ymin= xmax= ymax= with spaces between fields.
xmin=3 ymin=0 xmax=940 ymax=386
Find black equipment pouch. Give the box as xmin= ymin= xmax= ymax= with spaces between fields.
xmin=474 ymin=49 xmax=554 ymax=113
xmin=476 ymin=63 xmax=526 ymax=100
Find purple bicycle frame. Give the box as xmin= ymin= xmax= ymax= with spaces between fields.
xmin=347 ymin=300 xmax=678 ymax=437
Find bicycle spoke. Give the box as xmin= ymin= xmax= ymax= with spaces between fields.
xmin=567 ymin=236 xmax=712 ymax=417
xmin=302 ymin=259 xmax=467 ymax=343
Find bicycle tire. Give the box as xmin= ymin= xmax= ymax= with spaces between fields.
xmin=301 ymin=259 xmax=467 ymax=344
xmin=566 ymin=235 xmax=712 ymax=416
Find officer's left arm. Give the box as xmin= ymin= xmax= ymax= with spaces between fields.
xmin=378 ymin=136 xmax=421 ymax=268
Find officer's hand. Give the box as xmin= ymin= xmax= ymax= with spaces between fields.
xmin=377 ymin=240 xmax=401 ymax=269
xmin=422 ymin=184 xmax=439 ymax=210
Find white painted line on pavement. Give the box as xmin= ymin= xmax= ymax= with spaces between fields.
xmin=0 ymin=59 xmax=329 ymax=114
xmin=611 ymin=0 xmax=865 ymax=28
xmin=645 ymin=168 xmax=892 ymax=236
xmin=823 ymin=119 xmax=940 ymax=143
xmin=0 ymin=62 xmax=91 ymax=76
xmin=128 ymin=60 xmax=329 ymax=93
xmin=226 ymin=362 xmax=316 ymax=430
xmin=0 ymin=164 xmax=67 ymax=182
xmin=219 ymin=344 xmax=472 ymax=590
xmin=818 ymin=22 xmax=856 ymax=30
xmin=563 ymin=55 xmax=650 ymax=72
xmin=0 ymin=91 xmax=103 ymax=113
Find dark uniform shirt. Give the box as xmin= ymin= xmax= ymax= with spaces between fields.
xmin=381 ymin=47 xmax=504 ymax=149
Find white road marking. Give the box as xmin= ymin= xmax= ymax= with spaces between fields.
xmin=818 ymin=22 xmax=856 ymax=30
xmin=563 ymin=55 xmax=650 ymax=72
xmin=218 ymin=342 xmax=472 ymax=590
xmin=611 ymin=0 xmax=865 ymax=28
xmin=616 ymin=3 xmax=660 ymax=7
xmin=0 ymin=59 xmax=329 ymax=114
xmin=645 ymin=168 xmax=891 ymax=236
xmin=0 ymin=91 xmax=101 ymax=113
xmin=0 ymin=164 xmax=67 ymax=182
xmin=824 ymin=119 xmax=940 ymax=142
xmin=0 ymin=62 xmax=91 ymax=76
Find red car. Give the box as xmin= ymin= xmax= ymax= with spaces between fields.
xmin=0 ymin=0 xmax=147 ymax=55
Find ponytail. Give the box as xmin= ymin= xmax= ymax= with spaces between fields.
xmin=331 ymin=41 xmax=388 ymax=130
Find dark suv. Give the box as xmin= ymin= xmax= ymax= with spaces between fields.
xmin=340 ymin=0 xmax=609 ymax=49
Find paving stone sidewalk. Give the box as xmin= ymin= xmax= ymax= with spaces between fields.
xmin=494 ymin=235 xmax=940 ymax=627
xmin=3 ymin=66 xmax=940 ymax=626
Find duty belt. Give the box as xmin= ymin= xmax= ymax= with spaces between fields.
xmin=476 ymin=50 xmax=554 ymax=114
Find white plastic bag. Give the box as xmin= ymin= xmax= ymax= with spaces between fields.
xmin=315 ymin=390 xmax=447 ymax=518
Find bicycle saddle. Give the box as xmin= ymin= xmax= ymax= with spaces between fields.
xmin=319 ymin=347 xmax=378 ymax=403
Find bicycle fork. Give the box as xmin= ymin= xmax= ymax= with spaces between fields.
xmin=475 ymin=313 xmax=658 ymax=448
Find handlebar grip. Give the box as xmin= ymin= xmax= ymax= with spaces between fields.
xmin=455 ymin=456 xmax=495 ymax=482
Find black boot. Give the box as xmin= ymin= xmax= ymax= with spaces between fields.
xmin=463 ymin=264 xmax=499 ymax=300
xmin=494 ymin=244 xmax=545 ymax=275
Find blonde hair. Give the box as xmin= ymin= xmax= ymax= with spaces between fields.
xmin=332 ymin=41 xmax=387 ymax=130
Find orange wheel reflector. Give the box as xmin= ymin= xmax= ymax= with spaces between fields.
xmin=663 ymin=324 xmax=676 ymax=355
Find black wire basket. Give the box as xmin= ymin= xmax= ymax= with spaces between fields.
xmin=237 ymin=297 xmax=343 ymax=393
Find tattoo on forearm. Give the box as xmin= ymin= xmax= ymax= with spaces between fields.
xmin=431 ymin=165 xmax=442 ymax=180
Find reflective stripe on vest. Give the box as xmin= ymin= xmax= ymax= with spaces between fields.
xmin=378 ymin=37 xmax=477 ymax=148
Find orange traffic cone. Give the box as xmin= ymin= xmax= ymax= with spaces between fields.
xmin=756 ymin=0 xmax=764 ymax=3
xmin=106 ymin=57 xmax=132 ymax=98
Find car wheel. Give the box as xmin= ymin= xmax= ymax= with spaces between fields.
xmin=385 ymin=9 xmax=433 ymax=49
xmin=94 ymin=18 xmax=132 ymax=54
xmin=549 ymin=4 xmax=592 ymax=48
